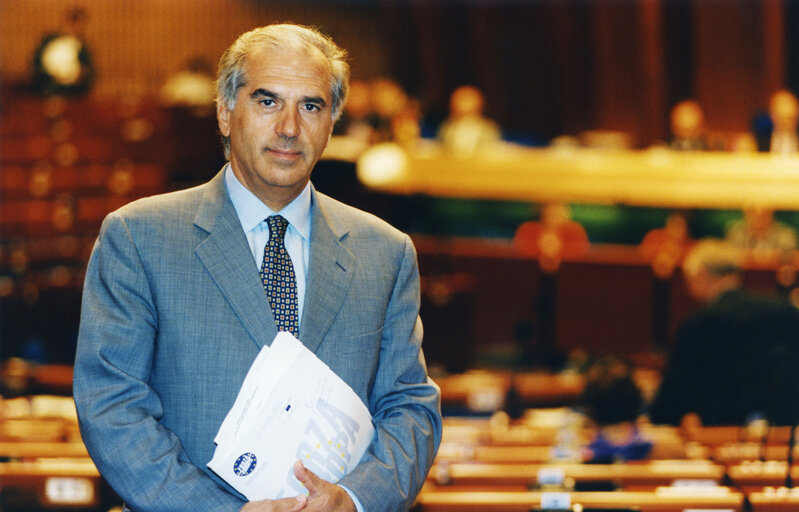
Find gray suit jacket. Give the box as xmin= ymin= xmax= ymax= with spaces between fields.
xmin=73 ymin=170 xmax=442 ymax=511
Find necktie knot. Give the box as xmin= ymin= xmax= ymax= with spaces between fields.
xmin=267 ymin=215 xmax=289 ymax=241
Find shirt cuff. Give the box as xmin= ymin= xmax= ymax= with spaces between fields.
xmin=338 ymin=484 xmax=364 ymax=512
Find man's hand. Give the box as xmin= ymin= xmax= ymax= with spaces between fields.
xmin=294 ymin=460 xmax=356 ymax=512
xmin=240 ymin=494 xmax=306 ymax=512
xmin=239 ymin=461 xmax=356 ymax=512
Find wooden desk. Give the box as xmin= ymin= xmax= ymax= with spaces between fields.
xmin=0 ymin=419 xmax=72 ymax=442
xmin=683 ymin=426 xmax=769 ymax=446
xmin=512 ymin=373 xmax=585 ymax=407
xmin=727 ymin=461 xmax=799 ymax=488
xmin=30 ymin=365 xmax=74 ymax=394
xmin=415 ymin=488 xmax=744 ymax=512
xmin=0 ymin=459 xmax=100 ymax=509
xmin=457 ymin=446 xmax=556 ymax=464
xmin=747 ymin=487 xmax=799 ymax=511
xmin=439 ymin=421 xmax=558 ymax=447
xmin=0 ymin=441 xmax=89 ymax=459
xmin=0 ymin=367 xmax=75 ymax=397
xmin=359 ymin=144 xmax=799 ymax=210
xmin=435 ymin=371 xmax=586 ymax=412
xmin=429 ymin=461 xmax=725 ymax=488
xmin=714 ymin=444 xmax=799 ymax=464
xmin=438 ymin=416 xmax=690 ymax=462
xmin=436 ymin=371 xmax=512 ymax=412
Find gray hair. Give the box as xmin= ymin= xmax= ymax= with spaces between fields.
xmin=683 ymin=238 xmax=743 ymax=279
xmin=216 ymin=23 xmax=350 ymax=159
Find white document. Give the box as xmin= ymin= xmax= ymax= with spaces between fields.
xmin=208 ymin=332 xmax=375 ymax=501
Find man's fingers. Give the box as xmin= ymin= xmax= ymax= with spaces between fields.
xmin=290 ymin=461 xmax=356 ymax=511
xmin=240 ymin=494 xmax=306 ymax=512
xmin=293 ymin=460 xmax=320 ymax=490
xmin=281 ymin=494 xmax=307 ymax=512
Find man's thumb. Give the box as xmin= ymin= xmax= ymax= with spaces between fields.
xmin=294 ymin=460 xmax=317 ymax=488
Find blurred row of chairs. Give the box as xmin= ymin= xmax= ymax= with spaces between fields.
xmin=1 ymin=92 xmax=170 ymax=364
xmin=414 ymin=411 xmax=799 ymax=511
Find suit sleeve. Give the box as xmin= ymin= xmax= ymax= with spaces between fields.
xmin=73 ymin=212 xmax=243 ymax=512
xmin=337 ymin=234 xmax=443 ymax=512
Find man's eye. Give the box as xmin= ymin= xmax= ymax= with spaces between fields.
xmin=260 ymin=99 xmax=275 ymax=107
xmin=303 ymin=104 xmax=320 ymax=112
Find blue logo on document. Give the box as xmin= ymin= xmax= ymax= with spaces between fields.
xmin=234 ymin=452 xmax=257 ymax=476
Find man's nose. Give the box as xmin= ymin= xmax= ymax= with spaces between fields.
xmin=276 ymin=107 xmax=300 ymax=138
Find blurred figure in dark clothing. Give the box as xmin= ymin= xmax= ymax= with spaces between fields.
xmin=581 ymin=357 xmax=652 ymax=463
xmin=649 ymin=239 xmax=799 ymax=426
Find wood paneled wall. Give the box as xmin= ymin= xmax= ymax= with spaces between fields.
xmin=386 ymin=0 xmax=790 ymax=145
xmin=0 ymin=0 xmax=793 ymax=146
xmin=0 ymin=0 xmax=389 ymax=100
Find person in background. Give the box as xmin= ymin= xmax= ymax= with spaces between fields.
xmin=73 ymin=23 xmax=441 ymax=512
xmin=768 ymin=89 xmax=799 ymax=154
xmin=753 ymin=89 xmax=799 ymax=153
xmin=580 ymin=357 xmax=652 ymax=464
xmin=369 ymin=77 xmax=410 ymax=143
xmin=32 ymin=7 xmax=94 ymax=96
xmin=514 ymin=202 xmax=589 ymax=272
xmin=669 ymin=100 xmax=707 ymax=151
xmin=333 ymin=79 xmax=376 ymax=144
xmin=649 ymin=238 xmax=799 ymax=426
xmin=725 ymin=206 xmax=797 ymax=261
xmin=437 ymin=85 xmax=501 ymax=154
xmin=640 ymin=212 xmax=693 ymax=279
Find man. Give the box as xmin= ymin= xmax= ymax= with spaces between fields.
xmin=437 ymin=85 xmax=501 ymax=155
xmin=668 ymin=100 xmax=707 ymax=151
xmin=649 ymin=238 xmax=799 ymax=426
xmin=73 ymin=24 xmax=442 ymax=512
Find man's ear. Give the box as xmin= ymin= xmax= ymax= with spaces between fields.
xmin=217 ymin=101 xmax=231 ymax=137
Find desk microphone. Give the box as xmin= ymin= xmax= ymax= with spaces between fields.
xmin=785 ymin=420 xmax=796 ymax=488
xmin=783 ymin=335 xmax=799 ymax=489
xmin=745 ymin=413 xmax=770 ymax=462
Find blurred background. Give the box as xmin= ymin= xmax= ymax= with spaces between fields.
xmin=4 ymin=0 xmax=799 ymax=365
xmin=4 ymin=0 xmax=799 ymax=141
xmin=4 ymin=1 xmax=799 ymax=509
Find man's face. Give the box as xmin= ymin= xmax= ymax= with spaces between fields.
xmin=218 ymin=46 xmax=334 ymax=210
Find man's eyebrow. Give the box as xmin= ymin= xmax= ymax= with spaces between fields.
xmin=249 ymin=88 xmax=328 ymax=108
xmin=250 ymin=88 xmax=277 ymax=100
xmin=303 ymin=96 xmax=327 ymax=107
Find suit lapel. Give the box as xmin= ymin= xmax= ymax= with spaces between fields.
xmin=193 ymin=172 xmax=278 ymax=349
xmin=301 ymin=190 xmax=355 ymax=353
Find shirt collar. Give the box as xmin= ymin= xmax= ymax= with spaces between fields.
xmin=224 ymin=164 xmax=312 ymax=241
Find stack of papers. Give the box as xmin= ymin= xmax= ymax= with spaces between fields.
xmin=208 ymin=332 xmax=375 ymax=500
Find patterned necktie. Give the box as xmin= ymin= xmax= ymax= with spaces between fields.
xmin=259 ymin=215 xmax=299 ymax=337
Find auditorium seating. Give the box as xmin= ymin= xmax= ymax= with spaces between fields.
xmin=748 ymin=487 xmax=799 ymax=511
xmin=716 ymin=444 xmax=799 ymax=465
xmin=728 ymin=461 xmax=799 ymax=491
xmin=6 ymin=91 xmax=799 ymax=512
xmin=0 ymin=91 xmax=168 ymax=509
xmin=0 ymin=394 xmax=108 ymax=510
xmin=0 ymin=91 xmax=170 ymax=365
xmin=1 ymin=459 xmax=102 ymax=510
xmin=414 ymin=489 xmax=745 ymax=512
xmin=414 ymin=410 xmax=799 ymax=511
xmin=428 ymin=460 xmax=725 ymax=489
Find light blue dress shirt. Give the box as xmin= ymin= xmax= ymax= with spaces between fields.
xmin=225 ymin=165 xmax=364 ymax=511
